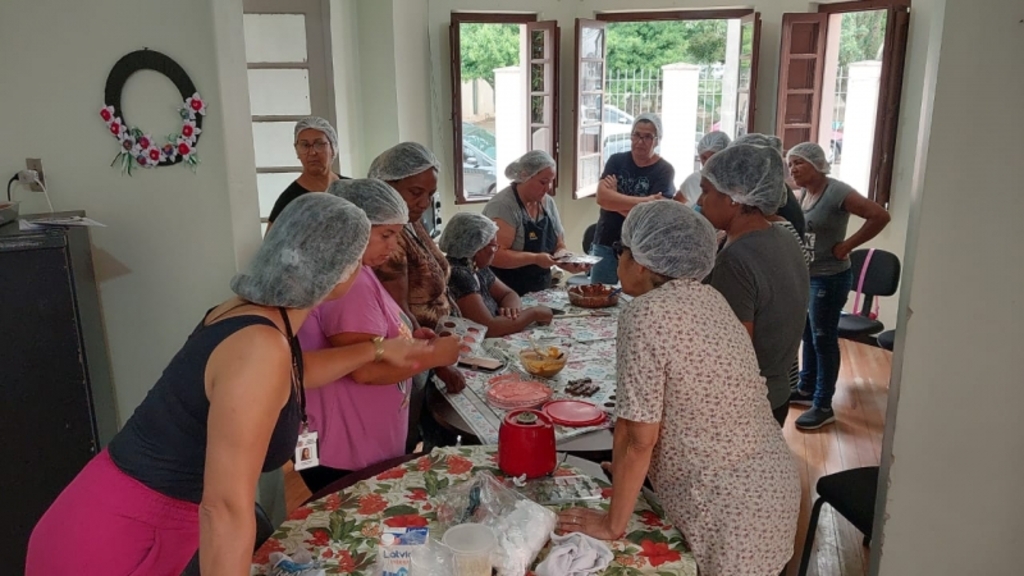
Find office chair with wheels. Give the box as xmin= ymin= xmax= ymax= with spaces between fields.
xmin=838 ymin=249 xmax=901 ymax=344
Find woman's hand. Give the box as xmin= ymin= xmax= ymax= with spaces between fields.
xmin=832 ymin=241 xmax=852 ymax=261
xmin=435 ymin=365 xmax=467 ymax=394
xmin=533 ymin=252 xmax=558 ymax=269
xmin=559 ymin=261 xmax=591 ymax=274
xmin=499 ymin=307 xmax=521 ymax=320
xmin=380 ymin=338 xmax=430 ymax=370
xmin=556 ymin=508 xmax=622 ymax=541
xmin=530 ymin=306 xmax=554 ymax=326
xmin=432 ymin=335 xmax=461 ymax=366
xmin=412 ymin=327 xmax=437 ymax=340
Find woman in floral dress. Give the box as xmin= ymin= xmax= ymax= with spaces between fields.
xmin=558 ymin=200 xmax=800 ymax=576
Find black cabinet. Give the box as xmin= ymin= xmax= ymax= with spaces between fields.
xmin=0 ymin=214 xmax=117 ymax=572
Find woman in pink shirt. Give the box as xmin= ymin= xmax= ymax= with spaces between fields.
xmin=297 ymin=179 xmax=461 ymax=492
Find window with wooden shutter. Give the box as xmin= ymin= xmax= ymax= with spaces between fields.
xmin=776 ymin=13 xmax=828 ymax=152
xmin=573 ymin=19 xmax=606 ymax=199
xmin=525 ymin=20 xmax=560 ymax=195
xmin=735 ymin=12 xmax=762 ymax=137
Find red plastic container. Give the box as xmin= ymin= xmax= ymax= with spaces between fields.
xmin=498 ymin=409 xmax=557 ymax=479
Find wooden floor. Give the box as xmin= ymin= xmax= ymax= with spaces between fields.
xmin=283 ymin=340 xmax=891 ymax=576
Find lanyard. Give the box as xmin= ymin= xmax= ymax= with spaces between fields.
xmin=278 ymin=307 xmax=307 ymax=427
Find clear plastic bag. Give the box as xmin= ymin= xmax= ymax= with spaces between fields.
xmin=434 ymin=471 xmax=556 ymax=576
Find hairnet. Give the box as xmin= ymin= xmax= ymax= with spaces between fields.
xmin=438 ymin=212 xmax=499 ymax=260
xmin=702 ymin=144 xmax=787 ymax=215
xmin=231 ymin=194 xmax=369 ymax=308
xmin=367 ymin=142 xmax=440 ymax=182
xmin=632 ymin=113 xmax=663 ymax=139
xmin=697 ymin=131 xmax=731 ymax=155
xmin=327 ymin=178 xmax=408 ymax=225
xmin=622 ymin=200 xmax=716 ymax=280
xmin=787 ymin=142 xmax=831 ymax=174
xmin=732 ymin=133 xmax=783 ymax=156
xmin=505 ymin=150 xmax=556 ymax=183
xmin=293 ymin=116 xmax=338 ymax=153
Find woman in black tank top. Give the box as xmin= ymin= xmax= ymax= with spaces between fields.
xmin=26 ymin=194 xmax=431 ymax=576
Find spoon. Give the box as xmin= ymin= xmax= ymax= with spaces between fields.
xmin=607 ymin=287 xmax=623 ymax=300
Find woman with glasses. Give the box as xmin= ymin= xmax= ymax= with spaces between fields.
xmin=557 ymin=200 xmax=799 ymax=576
xmin=266 ymin=116 xmax=350 ymax=227
xmin=591 ymin=113 xmax=676 ymax=285
xmin=439 ymin=212 xmax=554 ymax=337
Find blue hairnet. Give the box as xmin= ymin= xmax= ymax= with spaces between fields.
xmin=327 ymin=178 xmax=408 ymax=225
xmin=294 ymin=117 xmax=338 ymax=153
xmin=231 ymin=194 xmax=370 ymax=308
xmin=787 ymin=142 xmax=831 ymax=174
xmin=632 ymin=113 xmax=663 ymax=139
xmin=697 ymin=131 xmax=732 ymax=155
xmin=621 ymin=200 xmax=716 ymax=280
xmin=702 ymin=144 xmax=786 ymax=215
xmin=438 ymin=212 xmax=498 ymax=260
xmin=505 ymin=150 xmax=556 ymax=183
xmin=367 ymin=142 xmax=440 ymax=182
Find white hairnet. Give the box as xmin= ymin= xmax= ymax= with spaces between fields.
xmin=702 ymin=144 xmax=787 ymax=215
xmin=438 ymin=212 xmax=498 ymax=260
xmin=294 ymin=116 xmax=338 ymax=153
xmin=732 ymin=133 xmax=783 ymax=156
xmin=632 ymin=113 xmax=663 ymax=139
xmin=367 ymin=142 xmax=440 ymax=182
xmin=505 ymin=150 xmax=556 ymax=183
xmin=231 ymin=194 xmax=370 ymax=308
xmin=622 ymin=200 xmax=716 ymax=280
xmin=327 ymin=178 xmax=408 ymax=226
xmin=787 ymin=142 xmax=831 ymax=174
xmin=697 ymin=131 xmax=731 ymax=155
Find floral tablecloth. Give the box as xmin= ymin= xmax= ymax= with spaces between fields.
xmin=251 ymin=446 xmax=695 ymax=575
xmin=436 ymin=288 xmax=625 ymax=444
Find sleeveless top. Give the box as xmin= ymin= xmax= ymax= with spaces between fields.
xmin=108 ymin=314 xmax=301 ymax=504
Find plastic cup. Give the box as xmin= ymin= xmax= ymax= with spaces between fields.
xmin=442 ymin=523 xmax=496 ymax=576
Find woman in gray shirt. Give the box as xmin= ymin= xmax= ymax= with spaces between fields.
xmin=786 ymin=142 xmax=890 ymax=430
xmin=700 ymin=144 xmax=810 ymax=427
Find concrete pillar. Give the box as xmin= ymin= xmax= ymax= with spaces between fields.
xmin=720 ymin=18 xmax=741 ymax=140
xmin=840 ymin=60 xmax=882 ymax=194
xmin=494 ymin=65 xmax=526 ymax=191
xmin=660 ymin=63 xmax=700 ymax=190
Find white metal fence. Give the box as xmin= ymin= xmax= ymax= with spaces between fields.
xmin=604 ymin=65 xmax=724 ymax=136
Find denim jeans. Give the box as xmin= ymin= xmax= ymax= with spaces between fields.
xmin=798 ymin=269 xmax=853 ymax=410
xmin=589 ymin=243 xmax=620 ymax=285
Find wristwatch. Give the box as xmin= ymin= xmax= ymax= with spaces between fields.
xmin=372 ymin=336 xmax=385 ymax=362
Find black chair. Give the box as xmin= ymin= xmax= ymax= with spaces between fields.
xmin=798 ymin=466 xmax=880 ymax=576
xmin=876 ymin=329 xmax=895 ymax=351
xmin=838 ymin=249 xmax=901 ymax=344
xmin=180 ymin=502 xmax=275 ymax=576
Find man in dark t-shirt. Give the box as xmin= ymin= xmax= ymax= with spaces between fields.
xmin=591 ymin=113 xmax=675 ymax=284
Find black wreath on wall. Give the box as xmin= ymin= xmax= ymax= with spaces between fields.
xmin=98 ymin=49 xmax=207 ymax=175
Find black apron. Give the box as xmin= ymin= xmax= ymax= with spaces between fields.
xmin=492 ymin=187 xmax=558 ymax=296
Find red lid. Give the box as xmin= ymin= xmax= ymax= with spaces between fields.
xmin=542 ymin=400 xmax=606 ymax=427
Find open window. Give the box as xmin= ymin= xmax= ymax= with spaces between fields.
xmin=573 ymin=10 xmax=754 ymax=197
xmin=777 ymin=1 xmax=910 ymax=206
xmin=450 ymin=13 xmax=560 ymax=204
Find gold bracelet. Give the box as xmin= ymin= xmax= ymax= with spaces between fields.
xmin=372 ymin=336 xmax=385 ymax=362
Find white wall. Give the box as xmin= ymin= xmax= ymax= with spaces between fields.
xmin=0 ymin=0 xmax=259 ymax=420
xmin=873 ymin=0 xmax=1024 ymax=573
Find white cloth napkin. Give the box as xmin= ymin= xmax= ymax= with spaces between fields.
xmin=535 ymin=531 xmax=614 ymax=576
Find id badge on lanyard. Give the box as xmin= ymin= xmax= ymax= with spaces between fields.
xmin=294 ymin=426 xmax=320 ymax=471
xmin=279 ymin=307 xmax=319 ymax=471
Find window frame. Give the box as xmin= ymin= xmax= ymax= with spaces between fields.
xmin=450 ymin=12 xmax=539 ymax=205
xmin=243 ymin=0 xmax=336 ymax=228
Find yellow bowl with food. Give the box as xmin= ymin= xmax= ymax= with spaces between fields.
xmin=519 ymin=346 xmax=568 ymax=379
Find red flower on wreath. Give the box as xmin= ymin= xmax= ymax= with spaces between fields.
xmin=384 ymin=514 xmax=429 ymax=528
xmin=177 ymin=139 xmax=195 ymax=158
xmin=147 ymin=147 xmax=162 ymax=163
xmin=357 ymin=493 xmax=388 ymax=515
xmin=376 ymin=467 xmax=406 ymax=481
xmin=446 ymin=455 xmax=473 ymax=475
xmin=639 ymin=539 xmax=681 ymax=567
xmin=184 ymin=92 xmax=207 ymax=117
xmin=109 ymin=119 xmax=125 ymax=136
xmin=99 ymin=105 xmax=115 ymax=123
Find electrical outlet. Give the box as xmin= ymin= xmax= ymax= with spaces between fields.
xmin=25 ymin=158 xmax=44 ymax=192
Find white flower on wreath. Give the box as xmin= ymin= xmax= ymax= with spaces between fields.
xmin=180 ymin=119 xmax=201 ymax=143
xmin=132 ymin=133 xmax=156 ymax=157
xmin=183 ymin=92 xmax=206 ymax=119
xmin=99 ymin=105 xmax=117 ymax=125
xmin=143 ymin=144 xmax=163 ymax=167
xmin=108 ymin=117 xmax=128 ymax=140
xmin=161 ymin=143 xmax=179 ymax=162
xmin=176 ymin=137 xmax=197 ymax=160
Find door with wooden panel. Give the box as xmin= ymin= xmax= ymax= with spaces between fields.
xmin=776 ymin=13 xmax=828 ymax=152
xmin=735 ymin=12 xmax=761 ymax=137
xmin=573 ymin=19 xmax=606 ymax=198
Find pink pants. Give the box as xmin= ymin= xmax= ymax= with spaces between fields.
xmin=25 ymin=449 xmax=200 ymax=576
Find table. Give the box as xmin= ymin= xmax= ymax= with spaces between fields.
xmin=435 ymin=288 xmax=625 ymax=447
xmin=250 ymin=445 xmax=696 ymax=575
